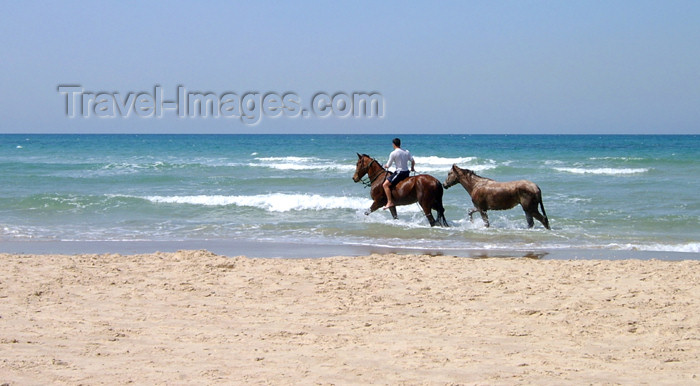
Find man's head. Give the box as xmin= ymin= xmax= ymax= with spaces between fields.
xmin=392 ymin=138 xmax=401 ymax=148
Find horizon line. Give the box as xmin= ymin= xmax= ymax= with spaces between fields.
xmin=1 ymin=132 xmax=698 ymax=136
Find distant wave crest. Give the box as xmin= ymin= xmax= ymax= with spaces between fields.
xmin=609 ymin=242 xmax=700 ymax=253
xmin=413 ymin=156 xmax=496 ymax=173
xmin=251 ymin=156 xmax=354 ymax=171
xmin=413 ymin=156 xmax=477 ymax=165
xmin=142 ymin=193 xmax=371 ymax=212
xmin=248 ymin=155 xmax=497 ymax=173
xmin=553 ymin=167 xmax=650 ymax=175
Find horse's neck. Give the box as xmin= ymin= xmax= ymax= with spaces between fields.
xmin=368 ymin=162 xmax=386 ymax=185
xmin=459 ymin=172 xmax=481 ymax=193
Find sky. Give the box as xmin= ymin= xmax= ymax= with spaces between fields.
xmin=1 ymin=1 xmax=699 ymax=134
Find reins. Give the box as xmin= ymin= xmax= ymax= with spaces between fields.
xmin=360 ymin=158 xmax=388 ymax=188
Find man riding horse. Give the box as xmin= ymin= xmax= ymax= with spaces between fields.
xmin=382 ymin=138 xmax=415 ymax=210
xmin=352 ymin=139 xmax=448 ymax=227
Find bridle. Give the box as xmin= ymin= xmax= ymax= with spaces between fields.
xmin=358 ymin=157 xmax=388 ymax=188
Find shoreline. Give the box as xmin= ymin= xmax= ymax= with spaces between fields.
xmin=1 ymin=250 xmax=698 ymax=383
xmin=1 ymin=238 xmax=698 ymax=261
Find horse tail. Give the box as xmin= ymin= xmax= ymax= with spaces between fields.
xmin=434 ymin=181 xmax=449 ymax=227
xmin=537 ymin=186 xmax=550 ymax=229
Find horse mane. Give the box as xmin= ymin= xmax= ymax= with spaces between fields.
xmin=361 ymin=154 xmax=386 ymax=171
xmin=457 ymin=165 xmax=493 ymax=181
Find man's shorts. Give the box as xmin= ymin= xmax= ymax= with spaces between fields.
xmin=387 ymin=170 xmax=410 ymax=187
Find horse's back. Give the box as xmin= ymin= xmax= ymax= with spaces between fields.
xmin=406 ymin=174 xmax=443 ymax=193
xmin=472 ymin=179 xmax=539 ymax=210
xmin=483 ymin=179 xmax=539 ymax=194
xmin=394 ymin=174 xmax=443 ymax=203
xmin=519 ymin=179 xmax=539 ymax=191
xmin=514 ymin=180 xmax=541 ymax=200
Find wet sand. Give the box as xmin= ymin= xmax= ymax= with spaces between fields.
xmin=2 ymin=239 xmax=696 ymax=260
xmin=1 ymin=251 xmax=699 ymax=384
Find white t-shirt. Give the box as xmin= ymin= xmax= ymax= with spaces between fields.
xmin=385 ymin=148 xmax=414 ymax=172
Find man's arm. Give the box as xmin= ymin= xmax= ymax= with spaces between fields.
xmin=385 ymin=152 xmax=395 ymax=169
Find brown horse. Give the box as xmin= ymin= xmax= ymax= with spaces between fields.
xmin=352 ymin=153 xmax=448 ymax=227
xmin=443 ymin=164 xmax=550 ymax=229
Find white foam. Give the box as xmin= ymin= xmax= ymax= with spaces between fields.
xmin=256 ymin=156 xmax=318 ymax=162
xmin=609 ymin=242 xmax=700 ymax=253
xmin=251 ymin=156 xmax=355 ymax=171
xmin=413 ymin=156 xmax=477 ymax=165
xmin=247 ymin=155 xmax=494 ymax=173
xmin=589 ymin=156 xmax=644 ymax=161
xmin=553 ymin=167 xmax=649 ymax=175
xmin=417 ymin=164 xmax=497 ymax=173
xmin=256 ymin=163 xmax=355 ymax=171
xmin=411 ymin=156 xmax=496 ymax=173
xmin=142 ymin=193 xmax=372 ymax=212
xmin=101 ymin=161 xmax=174 ymax=170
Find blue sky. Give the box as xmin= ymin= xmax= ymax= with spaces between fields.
xmin=1 ymin=1 xmax=699 ymax=134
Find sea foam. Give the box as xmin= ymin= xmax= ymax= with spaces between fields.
xmin=412 ymin=156 xmax=496 ymax=173
xmin=251 ymin=156 xmax=355 ymax=171
xmin=611 ymin=242 xmax=700 ymax=253
xmin=142 ymin=193 xmax=372 ymax=212
xmin=553 ymin=167 xmax=650 ymax=175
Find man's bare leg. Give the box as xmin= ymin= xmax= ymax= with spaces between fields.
xmin=382 ymin=179 xmax=394 ymax=209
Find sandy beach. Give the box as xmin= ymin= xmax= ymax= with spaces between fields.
xmin=1 ymin=251 xmax=699 ymax=384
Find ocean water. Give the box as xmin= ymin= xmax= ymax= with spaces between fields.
xmin=1 ymin=134 xmax=698 ymax=257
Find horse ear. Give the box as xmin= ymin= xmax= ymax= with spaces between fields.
xmin=357 ymin=153 xmax=362 ymax=159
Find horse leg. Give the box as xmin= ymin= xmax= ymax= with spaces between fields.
xmin=530 ymin=211 xmax=548 ymax=229
xmin=418 ymin=201 xmax=437 ymax=226
xmin=522 ymin=199 xmax=548 ymax=229
xmin=430 ymin=184 xmax=450 ymax=227
xmin=389 ymin=206 xmax=398 ymax=220
xmin=416 ymin=194 xmax=438 ymax=226
xmin=364 ymin=200 xmax=385 ymax=216
xmin=426 ymin=212 xmax=437 ymax=226
xmin=424 ymin=206 xmax=437 ymax=226
xmin=433 ymin=202 xmax=448 ymax=227
xmin=525 ymin=212 xmax=535 ymax=228
xmin=438 ymin=211 xmax=448 ymax=227
xmin=479 ymin=210 xmax=490 ymax=227
xmin=468 ymin=208 xmax=478 ymax=222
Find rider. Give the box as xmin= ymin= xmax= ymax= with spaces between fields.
xmin=382 ymin=137 xmax=415 ymax=209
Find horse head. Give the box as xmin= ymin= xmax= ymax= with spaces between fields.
xmin=352 ymin=153 xmax=372 ymax=182
xmin=443 ymin=164 xmax=460 ymax=189
xmin=444 ymin=164 xmax=477 ymax=189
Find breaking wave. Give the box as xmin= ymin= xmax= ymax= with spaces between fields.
xmin=553 ymin=167 xmax=650 ymax=175
xmin=141 ymin=193 xmax=372 ymax=212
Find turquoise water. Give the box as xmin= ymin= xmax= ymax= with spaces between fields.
xmin=1 ymin=134 xmax=698 ymax=256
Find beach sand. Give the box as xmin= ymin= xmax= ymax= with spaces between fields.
xmin=1 ymin=251 xmax=699 ymax=384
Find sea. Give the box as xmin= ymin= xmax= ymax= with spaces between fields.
xmin=1 ymin=134 xmax=698 ymax=259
